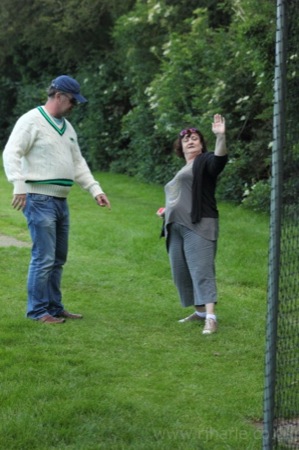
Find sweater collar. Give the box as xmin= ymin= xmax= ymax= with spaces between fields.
xmin=37 ymin=106 xmax=67 ymax=135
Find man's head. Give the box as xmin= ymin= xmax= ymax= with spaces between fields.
xmin=46 ymin=75 xmax=87 ymax=118
xmin=48 ymin=75 xmax=87 ymax=104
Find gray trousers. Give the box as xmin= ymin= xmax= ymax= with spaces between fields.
xmin=168 ymin=223 xmax=217 ymax=307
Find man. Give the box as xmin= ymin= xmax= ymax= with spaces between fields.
xmin=3 ymin=75 xmax=111 ymax=324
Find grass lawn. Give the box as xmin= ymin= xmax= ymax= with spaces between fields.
xmin=0 ymin=165 xmax=269 ymax=450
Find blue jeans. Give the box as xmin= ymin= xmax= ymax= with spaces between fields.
xmin=23 ymin=194 xmax=69 ymax=319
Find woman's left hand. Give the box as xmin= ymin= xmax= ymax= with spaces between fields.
xmin=212 ymin=114 xmax=225 ymax=135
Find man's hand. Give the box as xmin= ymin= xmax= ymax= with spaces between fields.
xmin=12 ymin=194 xmax=26 ymax=210
xmin=212 ymin=114 xmax=226 ymax=135
xmin=95 ymin=193 xmax=111 ymax=209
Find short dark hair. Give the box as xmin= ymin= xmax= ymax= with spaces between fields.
xmin=173 ymin=129 xmax=207 ymax=158
xmin=47 ymin=86 xmax=59 ymax=97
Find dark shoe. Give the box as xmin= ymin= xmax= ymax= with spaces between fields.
xmin=56 ymin=310 xmax=83 ymax=319
xmin=38 ymin=314 xmax=65 ymax=324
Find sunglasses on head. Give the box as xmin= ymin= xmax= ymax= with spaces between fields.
xmin=179 ymin=127 xmax=199 ymax=137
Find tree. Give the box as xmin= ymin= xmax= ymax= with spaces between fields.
xmin=0 ymin=0 xmax=134 ymax=145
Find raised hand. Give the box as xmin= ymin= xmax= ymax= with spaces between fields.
xmin=212 ymin=114 xmax=226 ymax=135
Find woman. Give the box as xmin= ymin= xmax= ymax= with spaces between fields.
xmin=160 ymin=114 xmax=227 ymax=335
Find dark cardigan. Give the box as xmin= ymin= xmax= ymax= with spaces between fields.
xmin=191 ymin=152 xmax=228 ymax=223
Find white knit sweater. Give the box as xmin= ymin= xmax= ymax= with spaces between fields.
xmin=3 ymin=106 xmax=104 ymax=198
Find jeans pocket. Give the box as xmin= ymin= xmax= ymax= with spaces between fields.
xmin=29 ymin=194 xmax=50 ymax=203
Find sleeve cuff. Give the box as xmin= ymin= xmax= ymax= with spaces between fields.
xmin=13 ymin=180 xmax=27 ymax=194
xmin=89 ymin=183 xmax=104 ymax=198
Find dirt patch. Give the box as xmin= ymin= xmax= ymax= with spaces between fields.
xmin=0 ymin=234 xmax=31 ymax=248
xmin=275 ymin=418 xmax=299 ymax=447
xmin=252 ymin=418 xmax=299 ymax=447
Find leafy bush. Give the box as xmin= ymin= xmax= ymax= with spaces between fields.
xmin=241 ymin=179 xmax=271 ymax=213
xmin=0 ymin=0 xmax=277 ymax=214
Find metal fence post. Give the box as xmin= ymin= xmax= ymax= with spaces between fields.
xmin=263 ymin=0 xmax=286 ymax=448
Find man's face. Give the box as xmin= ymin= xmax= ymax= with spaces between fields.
xmin=56 ymin=92 xmax=77 ymax=117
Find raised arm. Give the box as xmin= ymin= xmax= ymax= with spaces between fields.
xmin=212 ymin=114 xmax=227 ymax=156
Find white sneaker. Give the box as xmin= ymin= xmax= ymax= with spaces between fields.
xmin=202 ymin=318 xmax=217 ymax=335
xmin=178 ymin=312 xmax=205 ymax=323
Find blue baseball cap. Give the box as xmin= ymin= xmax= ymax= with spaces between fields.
xmin=51 ymin=75 xmax=88 ymax=103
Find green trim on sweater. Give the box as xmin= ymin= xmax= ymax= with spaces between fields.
xmin=26 ymin=179 xmax=74 ymax=186
xmin=37 ymin=106 xmax=67 ymax=135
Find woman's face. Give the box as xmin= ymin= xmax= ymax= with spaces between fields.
xmin=181 ymin=133 xmax=203 ymax=159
